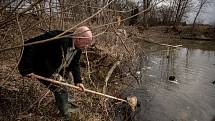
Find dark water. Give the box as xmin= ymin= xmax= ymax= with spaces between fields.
xmin=116 ymin=43 xmax=215 ymax=121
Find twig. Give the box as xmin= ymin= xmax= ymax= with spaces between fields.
xmin=6 ymin=0 xmax=24 ymax=18
xmin=0 ymin=0 xmax=16 ymax=12
xmin=93 ymin=26 xmax=109 ymax=38
xmin=128 ymin=68 xmax=141 ymax=86
xmin=2 ymin=26 xmax=11 ymax=42
xmin=85 ymin=49 xmax=96 ymax=88
xmin=112 ymin=26 xmax=131 ymax=55
xmin=37 ymin=90 xmax=50 ymax=109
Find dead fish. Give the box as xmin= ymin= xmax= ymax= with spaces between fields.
xmin=136 ymin=71 xmax=141 ymax=75
xmin=151 ymin=60 xmax=158 ymax=64
xmin=170 ymin=80 xmax=179 ymax=84
xmin=148 ymin=75 xmax=156 ymax=78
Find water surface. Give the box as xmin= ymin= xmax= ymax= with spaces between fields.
xmin=126 ymin=42 xmax=215 ymax=121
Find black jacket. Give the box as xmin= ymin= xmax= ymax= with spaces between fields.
xmin=18 ymin=30 xmax=82 ymax=84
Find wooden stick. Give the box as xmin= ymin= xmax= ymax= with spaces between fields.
xmin=33 ymin=74 xmax=127 ymax=102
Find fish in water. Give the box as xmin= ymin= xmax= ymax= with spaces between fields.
xmin=212 ymin=80 xmax=215 ymax=84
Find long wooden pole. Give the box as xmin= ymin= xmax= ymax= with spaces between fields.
xmin=33 ymin=74 xmax=127 ymax=102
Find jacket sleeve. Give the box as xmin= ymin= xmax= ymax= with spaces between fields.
xmin=67 ymin=49 xmax=82 ymax=84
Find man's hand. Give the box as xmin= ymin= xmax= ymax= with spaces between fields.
xmin=26 ymin=73 xmax=37 ymax=80
xmin=76 ymin=83 xmax=85 ymax=92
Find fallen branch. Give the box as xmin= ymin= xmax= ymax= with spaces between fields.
xmin=102 ymin=59 xmax=121 ymax=94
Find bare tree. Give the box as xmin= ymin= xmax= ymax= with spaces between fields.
xmin=192 ymin=0 xmax=209 ymax=30
xmin=174 ymin=0 xmax=192 ymax=26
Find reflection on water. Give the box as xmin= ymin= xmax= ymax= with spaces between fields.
xmin=131 ymin=47 xmax=215 ymax=121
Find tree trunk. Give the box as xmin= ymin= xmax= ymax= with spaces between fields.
xmin=174 ymin=0 xmax=182 ymax=26
xmin=144 ymin=0 xmax=149 ymax=29
xmin=192 ymin=0 xmax=208 ymax=31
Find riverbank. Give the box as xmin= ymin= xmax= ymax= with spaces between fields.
xmin=0 ymin=25 xmax=214 ymax=121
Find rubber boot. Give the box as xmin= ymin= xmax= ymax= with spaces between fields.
xmin=54 ymin=89 xmax=71 ymax=121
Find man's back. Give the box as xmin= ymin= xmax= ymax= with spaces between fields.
xmin=18 ymin=30 xmax=72 ymax=77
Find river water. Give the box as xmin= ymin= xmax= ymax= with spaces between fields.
xmin=117 ymin=41 xmax=215 ymax=121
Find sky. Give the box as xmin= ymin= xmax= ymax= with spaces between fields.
xmin=186 ymin=0 xmax=215 ymax=25
xmin=195 ymin=1 xmax=215 ymax=25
